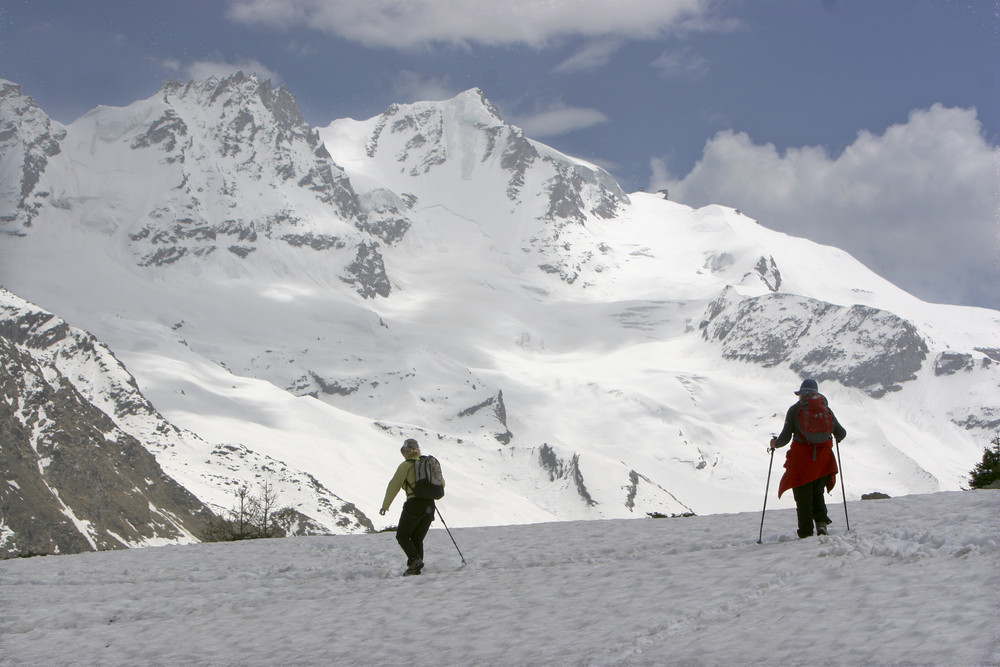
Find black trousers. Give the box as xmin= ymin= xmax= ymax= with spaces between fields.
xmin=792 ymin=475 xmax=831 ymax=538
xmin=396 ymin=498 xmax=434 ymax=563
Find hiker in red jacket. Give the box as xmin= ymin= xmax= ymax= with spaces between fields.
xmin=770 ymin=379 xmax=847 ymax=538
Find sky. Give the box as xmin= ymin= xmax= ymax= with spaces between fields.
xmin=3 ymin=490 xmax=999 ymax=665
xmin=1 ymin=0 xmax=998 ymax=310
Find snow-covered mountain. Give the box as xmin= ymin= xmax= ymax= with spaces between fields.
xmin=0 ymin=287 xmax=372 ymax=557
xmin=0 ymin=289 xmax=214 ymax=556
xmin=1 ymin=73 xmax=997 ymax=556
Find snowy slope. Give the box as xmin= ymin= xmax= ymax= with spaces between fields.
xmin=1 ymin=490 xmax=998 ymax=665
xmin=0 ymin=288 xmax=372 ymax=553
xmin=1 ymin=74 xmax=997 ymax=546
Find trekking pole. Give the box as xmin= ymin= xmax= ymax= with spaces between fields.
xmin=834 ymin=439 xmax=850 ymax=531
xmin=435 ymin=506 xmax=467 ymax=565
xmin=758 ymin=442 xmax=776 ymax=544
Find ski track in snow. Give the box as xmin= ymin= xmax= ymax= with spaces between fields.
xmin=1 ymin=491 xmax=998 ymax=666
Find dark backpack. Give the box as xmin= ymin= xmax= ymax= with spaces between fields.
xmin=409 ymin=455 xmax=445 ymax=500
xmin=795 ymin=393 xmax=834 ymax=443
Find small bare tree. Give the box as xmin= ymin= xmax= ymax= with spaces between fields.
xmin=273 ymin=507 xmax=299 ymax=536
xmin=256 ymin=480 xmax=280 ymax=538
xmin=234 ymin=485 xmax=257 ymax=538
xmin=203 ymin=481 xmax=296 ymax=542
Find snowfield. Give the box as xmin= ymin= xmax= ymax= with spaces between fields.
xmin=2 ymin=490 xmax=997 ymax=666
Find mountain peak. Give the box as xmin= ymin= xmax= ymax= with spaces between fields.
xmin=2 ymin=76 xmax=997 ymax=553
xmin=0 ymin=80 xmax=66 ymax=228
xmin=159 ymin=71 xmax=308 ymax=135
xmin=447 ymin=87 xmax=505 ymax=124
xmin=347 ymin=86 xmax=627 ymax=225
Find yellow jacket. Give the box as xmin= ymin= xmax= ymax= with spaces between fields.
xmin=381 ymin=454 xmax=419 ymax=511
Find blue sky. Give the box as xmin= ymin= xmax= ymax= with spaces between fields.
xmin=2 ymin=0 xmax=997 ymax=309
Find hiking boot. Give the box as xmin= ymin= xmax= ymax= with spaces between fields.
xmin=816 ymin=520 xmax=830 ymax=536
xmin=403 ymin=558 xmax=423 ymax=576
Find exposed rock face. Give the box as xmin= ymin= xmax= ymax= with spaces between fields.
xmin=458 ymin=390 xmax=514 ymax=444
xmin=535 ymin=444 xmax=693 ymax=516
xmin=1 ymin=73 xmax=394 ymax=299
xmin=357 ymin=87 xmax=630 ymax=285
xmin=753 ymin=256 xmax=782 ymax=292
xmin=538 ymin=444 xmax=597 ymax=507
xmin=0 ymin=334 xmax=214 ymax=558
xmin=701 ymin=288 xmax=929 ymax=397
xmin=341 ymin=242 xmax=392 ymax=299
xmin=129 ymin=75 xmax=369 ymax=281
xmin=0 ymin=79 xmax=66 ymax=229
xmin=0 ymin=288 xmax=374 ymax=557
xmin=4 ymin=78 xmax=632 ymax=302
xmin=356 ymin=188 xmax=412 ymax=244
xmin=934 ymin=351 xmax=985 ymax=376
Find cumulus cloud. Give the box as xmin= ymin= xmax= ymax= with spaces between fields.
xmin=225 ymin=0 xmax=727 ymax=50
xmin=652 ymin=105 xmax=1000 ymax=309
xmin=514 ymin=104 xmax=610 ymax=138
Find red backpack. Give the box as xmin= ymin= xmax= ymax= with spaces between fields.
xmin=795 ymin=393 xmax=834 ymax=443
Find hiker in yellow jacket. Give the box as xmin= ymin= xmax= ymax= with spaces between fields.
xmin=380 ymin=438 xmax=436 ymax=575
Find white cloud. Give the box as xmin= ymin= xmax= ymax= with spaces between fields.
xmin=284 ymin=39 xmax=318 ymax=57
xmin=159 ymin=58 xmax=182 ymax=73
xmin=553 ymin=39 xmax=624 ymax=73
xmin=389 ymin=71 xmax=459 ymax=104
xmin=185 ymin=59 xmax=281 ymax=84
xmin=653 ymin=105 xmax=1000 ymax=309
xmin=649 ymin=156 xmax=672 ymax=189
xmin=514 ymin=104 xmax=610 ymax=138
xmin=650 ymin=47 xmax=710 ymax=80
xmin=225 ymin=0 xmax=728 ymax=50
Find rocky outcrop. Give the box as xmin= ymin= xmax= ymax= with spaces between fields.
xmin=538 ymin=444 xmax=597 ymax=507
xmin=0 ymin=288 xmax=374 ymax=556
xmin=0 ymin=79 xmax=66 ymax=229
xmin=4 ymin=73 xmax=400 ymax=299
xmin=701 ymin=288 xmax=929 ymax=397
xmin=0 ymin=334 xmax=214 ymax=558
xmin=341 ymin=241 xmax=392 ymax=298
xmin=458 ymin=390 xmax=513 ymax=444
xmin=357 ymin=88 xmax=629 ymax=285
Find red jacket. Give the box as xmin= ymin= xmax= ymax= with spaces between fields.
xmin=777 ymin=440 xmax=838 ymax=497
xmin=774 ymin=397 xmax=846 ymax=497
